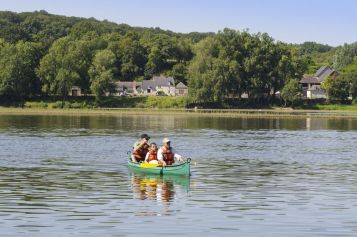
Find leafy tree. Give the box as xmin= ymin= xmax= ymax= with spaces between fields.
xmin=89 ymin=49 xmax=116 ymax=99
xmin=0 ymin=39 xmax=41 ymax=97
xmin=188 ymin=29 xmax=309 ymax=104
xmin=55 ymin=68 xmax=80 ymax=102
xmin=280 ymin=79 xmax=301 ymax=106
xmin=119 ymin=32 xmax=147 ymax=81
xmin=37 ymin=33 xmax=106 ymax=96
xmin=188 ymin=37 xmax=219 ymax=102
xmin=346 ymin=73 xmax=357 ymax=100
xmin=37 ymin=37 xmax=84 ymax=97
xmin=299 ymin=41 xmax=333 ymax=55
xmin=167 ymin=62 xmax=188 ymax=84
xmin=322 ymin=75 xmax=350 ymax=102
xmin=333 ymin=42 xmax=357 ymax=70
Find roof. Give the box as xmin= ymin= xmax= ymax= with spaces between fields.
xmin=300 ymin=77 xmax=320 ymax=84
xmin=314 ymin=66 xmax=335 ymax=82
xmin=176 ymin=82 xmax=188 ymax=89
xmin=141 ymin=76 xmax=175 ymax=90
xmin=115 ymin=81 xmax=143 ymax=93
xmin=153 ymin=76 xmax=175 ymax=86
xmin=116 ymin=81 xmax=134 ymax=88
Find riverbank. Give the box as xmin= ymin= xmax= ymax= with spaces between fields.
xmin=2 ymin=107 xmax=357 ymax=118
xmin=3 ymin=96 xmax=357 ymax=111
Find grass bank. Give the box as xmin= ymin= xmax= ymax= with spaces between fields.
xmin=3 ymin=96 xmax=357 ymax=117
xmin=1 ymin=96 xmax=188 ymax=109
xmin=2 ymin=107 xmax=357 ymax=118
xmin=299 ymin=104 xmax=357 ymax=111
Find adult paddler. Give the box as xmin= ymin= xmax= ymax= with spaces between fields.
xmin=157 ymin=138 xmax=184 ymax=166
xmin=131 ymin=133 xmax=150 ymax=162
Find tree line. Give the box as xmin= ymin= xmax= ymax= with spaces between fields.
xmin=0 ymin=10 xmax=355 ymax=105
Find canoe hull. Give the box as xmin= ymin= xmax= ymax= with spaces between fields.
xmin=128 ymin=159 xmax=191 ymax=176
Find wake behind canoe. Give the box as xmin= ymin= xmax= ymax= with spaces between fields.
xmin=128 ymin=158 xmax=191 ymax=176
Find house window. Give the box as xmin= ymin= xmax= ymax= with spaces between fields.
xmin=179 ymin=89 xmax=185 ymax=95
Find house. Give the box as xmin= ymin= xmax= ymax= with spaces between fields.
xmin=300 ymin=66 xmax=337 ymax=99
xmin=116 ymin=81 xmax=141 ymax=95
xmin=115 ymin=76 xmax=187 ymax=96
xmin=141 ymin=76 xmax=176 ymax=96
xmin=175 ymin=82 xmax=189 ymax=96
xmin=69 ymin=86 xmax=81 ymax=96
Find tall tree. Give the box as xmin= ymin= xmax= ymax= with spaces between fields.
xmin=89 ymin=49 xmax=116 ymax=99
xmin=0 ymin=39 xmax=41 ymax=97
xmin=280 ymin=79 xmax=301 ymax=106
xmin=322 ymin=75 xmax=350 ymax=102
xmin=119 ymin=32 xmax=147 ymax=81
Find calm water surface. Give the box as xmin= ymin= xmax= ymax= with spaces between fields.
xmin=1 ymin=114 xmax=357 ymax=236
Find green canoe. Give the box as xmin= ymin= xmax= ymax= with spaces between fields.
xmin=128 ymin=158 xmax=191 ymax=176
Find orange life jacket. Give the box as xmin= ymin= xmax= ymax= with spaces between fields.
xmin=133 ymin=143 xmax=149 ymax=162
xmin=147 ymin=148 xmax=158 ymax=162
xmin=162 ymin=146 xmax=174 ymax=165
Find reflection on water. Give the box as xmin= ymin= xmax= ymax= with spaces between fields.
xmin=3 ymin=114 xmax=357 ymax=132
xmin=1 ymin=114 xmax=357 ymax=236
xmin=131 ymin=173 xmax=189 ymax=204
xmin=130 ymin=174 xmax=190 ymax=217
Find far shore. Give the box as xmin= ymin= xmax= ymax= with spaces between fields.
xmin=2 ymin=107 xmax=357 ymax=118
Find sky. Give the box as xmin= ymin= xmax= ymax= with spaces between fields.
xmin=1 ymin=0 xmax=357 ymax=46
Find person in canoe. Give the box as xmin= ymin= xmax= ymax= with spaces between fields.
xmin=144 ymin=142 xmax=160 ymax=164
xmin=131 ymin=133 xmax=150 ymax=163
xmin=158 ymin=138 xmax=184 ymax=166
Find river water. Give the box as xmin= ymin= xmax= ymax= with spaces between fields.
xmin=1 ymin=114 xmax=357 ymax=236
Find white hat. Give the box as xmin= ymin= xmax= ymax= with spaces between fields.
xmin=162 ymin=138 xmax=171 ymax=143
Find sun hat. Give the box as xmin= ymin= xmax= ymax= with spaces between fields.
xmin=162 ymin=138 xmax=171 ymax=143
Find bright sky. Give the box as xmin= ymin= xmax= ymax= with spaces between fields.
xmin=1 ymin=0 xmax=356 ymax=46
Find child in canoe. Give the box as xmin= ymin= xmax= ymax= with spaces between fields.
xmin=144 ymin=142 xmax=159 ymax=164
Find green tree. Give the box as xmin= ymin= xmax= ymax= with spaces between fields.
xmin=188 ymin=37 xmax=219 ymax=103
xmin=167 ymin=62 xmax=188 ymax=84
xmin=0 ymin=39 xmax=41 ymax=97
xmin=322 ymin=75 xmax=350 ymax=102
xmin=333 ymin=42 xmax=357 ymax=70
xmin=37 ymin=34 xmax=105 ymax=97
xmin=37 ymin=37 xmax=82 ymax=97
xmin=188 ymin=29 xmax=308 ymax=105
xmin=55 ymin=68 xmax=80 ymax=102
xmin=347 ymin=73 xmax=357 ymax=100
xmin=89 ymin=49 xmax=116 ymax=99
xmin=299 ymin=41 xmax=333 ymax=55
xmin=119 ymin=32 xmax=147 ymax=81
xmin=280 ymin=79 xmax=301 ymax=106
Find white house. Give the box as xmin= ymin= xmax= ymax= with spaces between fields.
xmin=116 ymin=76 xmax=187 ymax=96
xmin=300 ymin=66 xmax=337 ymax=99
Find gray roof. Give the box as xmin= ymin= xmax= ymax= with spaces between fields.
xmin=141 ymin=76 xmax=175 ymax=90
xmin=153 ymin=76 xmax=175 ymax=86
xmin=314 ymin=66 xmax=335 ymax=82
xmin=176 ymin=82 xmax=188 ymax=89
xmin=300 ymin=77 xmax=320 ymax=84
xmin=116 ymin=76 xmax=176 ymax=92
xmin=116 ymin=81 xmax=133 ymax=88
xmin=116 ymin=81 xmax=143 ymax=92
